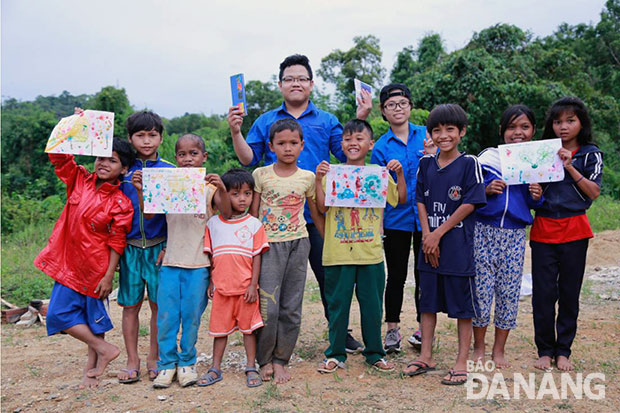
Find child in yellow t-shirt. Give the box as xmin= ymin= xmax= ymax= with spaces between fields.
xmin=315 ymin=119 xmax=406 ymax=373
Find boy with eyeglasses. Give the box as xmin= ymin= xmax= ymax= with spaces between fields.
xmin=370 ymin=84 xmax=435 ymax=353
xmin=227 ymin=54 xmax=372 ymax=354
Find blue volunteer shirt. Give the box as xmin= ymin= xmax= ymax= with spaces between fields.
xmin=121 ymin=154 xmax=176 ymax=243
xmin=245 ymin=100 xmax=345 ymax=223
xmin=415 ymin=153 xmax=486 ymax=276
xmin=370 ymin=122 xmax=427 ymax=231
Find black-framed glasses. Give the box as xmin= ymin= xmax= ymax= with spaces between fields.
xmin=281 ymin=76 xmax=312 ymax=85
xmin=384 ymin=100 xmax=411 ymax=111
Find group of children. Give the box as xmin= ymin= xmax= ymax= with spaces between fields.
xmin=37 ymin=93 xmax=603 ymax=389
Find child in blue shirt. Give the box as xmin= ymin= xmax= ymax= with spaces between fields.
xmin=472 ymin=105 xmax=543 ymax=368
xmin=403 ymin=104 xmax=486 ymax=385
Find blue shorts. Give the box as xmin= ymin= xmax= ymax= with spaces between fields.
xmin=46 ymin=282 xmax=113 ymax=336
xmin=118 ymin=243 xmax=164 ymax=307
xmin=419 ymin=272 xmax=479 ymax=319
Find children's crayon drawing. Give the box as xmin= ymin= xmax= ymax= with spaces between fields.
xmin=325 ymin=165 xmax=389 ymax=208
xmin=499 ymin=138 xmax=564 ymax=185
xmin=230 ymin=73 xmax=247 ymax=115
xmin=142 ymin=168 xmax=207 ymax=214
xmin=45 ymin=110 xmax=114 ymax=157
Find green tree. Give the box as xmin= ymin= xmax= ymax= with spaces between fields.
xmin=318 ymin=35 xmax=386 ymax=120
xmin=243 ymin=77 xmax=282 ymax=135
xmin=87 ymin=86 xmax=132 ymax=136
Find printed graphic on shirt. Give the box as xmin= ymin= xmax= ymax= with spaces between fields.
xmin=332 ymin=207 xmax=381 ymax=244
xmin=259 ymin=190 xmax=304 ymax=235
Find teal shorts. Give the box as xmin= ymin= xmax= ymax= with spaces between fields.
xmin=118 ymin=243 xmax=164 ymax=307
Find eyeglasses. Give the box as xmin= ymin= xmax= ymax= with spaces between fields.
xmin=281 ymin=76 xmax=312 ymax=85
xmin=383 ymin=100 xmax=411 ymax=111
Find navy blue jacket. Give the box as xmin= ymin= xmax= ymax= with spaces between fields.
xmin=535 ymin=144 xmax=603 ymax=219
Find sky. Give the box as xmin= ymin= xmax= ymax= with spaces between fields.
xmin=1 ymin=0 xmax=608 ymax=119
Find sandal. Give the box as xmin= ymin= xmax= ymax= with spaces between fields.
xmin=317 ymin=358 xmax=344 ymax=374
xmin=245 ymin=366 xmax=263 ymax=388
xmin=441 ymin=369 xmax=468 ymax=385
xmin=118 ymin=368 xmax=140 ymax=384
xmin=148 ymin=368 xmax=159 ymax=381
xmin=372 ymin=358 xmax=395 ymax=372
xmin=404 ymin=360 xmax=436 ymax=377
xmin=197 ymin=367 xmax=223 ymax=387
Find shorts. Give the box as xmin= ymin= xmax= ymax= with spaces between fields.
xmin=118 ymin=243 xmax=164 ymax=307
xmin=208 ymin=289 xmax=264 ymax=336
xmin=46 ymin=282 xmax=113 ymax=335
xmin=419 ymin=272 xmax=479 ymax=319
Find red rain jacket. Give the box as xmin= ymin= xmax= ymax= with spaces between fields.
xmin=34 ymin=154 xmax=133 ymax=298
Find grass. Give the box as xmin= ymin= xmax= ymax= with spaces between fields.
xmin=587 ymin=195 xmax=620 ymax=232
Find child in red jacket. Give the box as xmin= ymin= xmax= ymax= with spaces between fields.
xmin=35 ymin=137 xmax=135 ymax=388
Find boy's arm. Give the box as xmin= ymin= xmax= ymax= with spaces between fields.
xmin=307 ymin=195 xmax=324 ymax=238
xmin=386 ymin=159 xmax=407 ymax=204
xmin=94 ymin=249 xmax=120 ymax=300
xmin=244 ymin=254 xmax=261 ymax=303
xmin=422 ymin=203 xmax=475 ymax=267
xmin=227 ymin=106 xmax=254 ymax=165
xmin=315 ymin=161 xmax=330 ymax=214
xmin=417 ymin=202 xmax=439 ymax=268
xmin=207 ymin=174 xmax=232 ymax=219
xmin=250 ymin=191 xmax=261 ymax=218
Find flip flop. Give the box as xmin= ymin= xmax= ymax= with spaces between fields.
xmin=317 ymin=358 xmax=343 ymax=374
xmin=148 ymin=368 xmax=159 ymax=381
xmin=405 ymin=361 xmax=436 ymax=377
xmin=197 ymin=367 xmax=223 ymax=387
xmin=441 ymin=369 xmax=468 ymax=386
xmin=372 ymin=358 xmax=395 ymax=372
xmin=245 ymin=366 xmax=263 ymax=388
xmin=118 ymin=368 xmax=140 ymax=384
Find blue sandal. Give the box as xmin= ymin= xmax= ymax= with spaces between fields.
xmin=197 ymin=367 xmax=223 ymax=386
xmin=245 ymin=366 xmax=263 ymax=388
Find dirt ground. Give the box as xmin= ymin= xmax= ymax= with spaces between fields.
xmin=2 ymin=230 xmax=619 ymax=412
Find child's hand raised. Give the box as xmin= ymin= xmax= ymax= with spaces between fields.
xmin=205 ymin=173 xmax=226 ymax=191
xmin=131 ymin=170 xmax=143 ymax=192
xmin=244 ymin=284 xmax=259 ymax=303
xmin=227 ymin=106 xmax=244 ymax=135
xmin=486 ymin=179 xmax=506 ymax=195
xmin=315 ymin=160 xmax=330 ymax=179
xmin=356 ymin=89 xmax=373 ymax=120
xmin=423 ymin=131 xmax=437 ymax=155
xmin=529 ymin=183 xmax=542 ymax=201
xmin=557 ymin=147 xmax=573 ymax=169
xmin=74 ymin=107 xmax=85 ymax=115
xmin=386 ymin=159 xmax=403 ymax=175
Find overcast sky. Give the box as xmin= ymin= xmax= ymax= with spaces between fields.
xmin=1 ymin=0 xmax=607 ymax=118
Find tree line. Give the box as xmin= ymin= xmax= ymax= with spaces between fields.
xmin=2 ymin=0 xmax=618 ymax=235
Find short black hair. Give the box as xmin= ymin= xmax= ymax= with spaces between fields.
xmin=126 ymin=110 xmax=164 ymax=137
xmin=500 ymin=104 xmax=536 ymax=139
xmin=175 ymin=133 xmax=206 ymax=153
xmin=112 ymin=137 xmax=136 ymax=167
xmin=426 ymin=104 xmax=468 ymax=132
xmin=269 ymin=118 xmax=303 ymax=142
xmin=541 ymin=97 xmax=593 ymax=145
xmin=221 ymin=168 xmax=255 ymax=191
xmin=279 ymin=54 xmax=313 ymax=81
xmin=343 ymin=119 xmax=374 ymax=140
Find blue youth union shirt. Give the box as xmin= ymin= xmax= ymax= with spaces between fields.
xmin=244 ymin=100 xmax=345 ymax=223
xmin=415 ymin=153 xmax=486 ymax=276
xmin=371 ymin=122 xmax=427 ymax=232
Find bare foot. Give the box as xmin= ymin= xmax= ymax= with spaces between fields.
xmin=260 ymin=363 xmax=273 ymax=382
xmin=472 ymin=345 xmax=485 ymax=362
xmin=118 ymin=359 xmax=140 ymax=382
xmin=79 ymin=375 xmax=99 ymax=389
xmin=556 ymin=356 xmax=573 ymax=371
xmin=534 ymin=356 xmax=553 ymax=371
xmin=87 ymin=343 xmax=120 ymax=378
xmin=272 ymin=363 xmax=291 ymax=384
xmin=492 ymin=351 xmax=511 ymax=369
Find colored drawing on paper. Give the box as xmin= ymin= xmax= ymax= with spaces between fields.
xmin=45 ymin=110 xmax=114 ymax=157
xmin=498 ymin=139 xmax=564 ymax=185
xmin=325 ymin=165 xmax=389 ymax=208
xmin=142 ymin=168 xmax=207 ymax=214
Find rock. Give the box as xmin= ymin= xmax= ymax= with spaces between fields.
xmin=521 ymin=365 xmax=528 ymax=369
xmin=594 ymin=266 xmax=601 ymax=271
xmin=599 ymin=294 xmax=610 ymax=300
xmin=13 ymin=408 xmax=22 ymax=413
xmin=157 ymin=395 xmax=167 ymax=401
xmin=46 ymin=394 xmax=59 ymax=400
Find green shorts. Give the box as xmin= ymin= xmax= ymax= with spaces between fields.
xmin=118 ymin=243 xmax=164 ymax=307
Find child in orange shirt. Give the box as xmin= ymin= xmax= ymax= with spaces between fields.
xmin=200 ymin=169 xmax=269 ymax=387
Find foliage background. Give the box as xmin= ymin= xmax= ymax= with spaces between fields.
xmin=2 ymin=1 xmax=619 ymax=305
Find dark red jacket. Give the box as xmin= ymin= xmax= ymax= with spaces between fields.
xmin=34 ymin=154 xmax=133 ymax=298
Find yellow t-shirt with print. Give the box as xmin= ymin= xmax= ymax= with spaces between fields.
xmin=322 ymin=174 xmax=398 ymax=266
xmin=253 ymin=165 xmax=315 ymax=242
